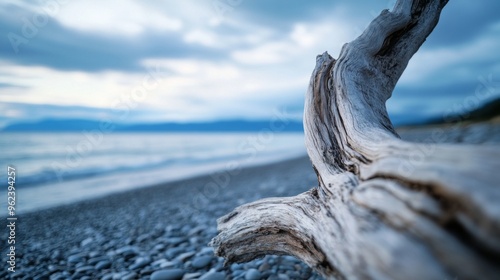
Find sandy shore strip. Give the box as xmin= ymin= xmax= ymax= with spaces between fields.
xmin=1 ymin=156 xmax=322 ymax=280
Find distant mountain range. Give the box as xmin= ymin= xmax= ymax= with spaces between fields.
xmin=425 ymin=97 xmax=500 ymax=125
xmin=1 ymin=119 xmax=304 ymax=132
xmin=3 ymin=97 xmax=498 ymax=132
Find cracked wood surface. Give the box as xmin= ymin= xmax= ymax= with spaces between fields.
xmin=210 ymin=1 xmax=500 ymax=279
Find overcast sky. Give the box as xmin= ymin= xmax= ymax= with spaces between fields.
xmin=1 ymin=0 xmax=499 ymax=127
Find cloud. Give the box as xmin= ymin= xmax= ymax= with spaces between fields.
xmin=0 ymin=0 xmax=499 ymax=127
xmin=0 ymin=3 xmax=224 ymax=72
xmin=400 ymin=30 xmax=500 ymax=87
xmin=56 ymin=0 xmax=183 ymax=36
xmin=0 ymin=82 xmax=28 ymax=89
xmin=424 ymin=0 xmax=500 ymax=48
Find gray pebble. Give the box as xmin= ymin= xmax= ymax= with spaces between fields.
xmin=166 ymin=247 xmax=185 ymax=259
xmin=67 ymin=254 xmax=85 ymax=264
xmin=176 ymin=251 xmax=195 ymax=262
xmin=88 ymin=251 xmax=100 ymax=258
xmin=137 ymin=233 xmax=150 ymax=243
xmin=286 ymin=271 xmax=301 ymax=279
xmin=50 ymin=250 xmax=62 ymax=260
xmin=152 ymin=258 xmax=168 ymax=267
xmin=75 ymin=265 xmax=94 ymax=273
xmin=191 ymin=255 xmax=213 ymax=269
xmin=160 ymin=261 xmax=179 ymax=269
xmin=80 ymin=237 xmax=94 ymax=247
xmin=49 ymin=272 xmax=66 ymax=280
xmin=122 ymin=272 xmax=138 ymax=280
xmin=183 ymin=272 xmax=203 ymax=280
xmin=115 ymin=246 xmax=139 ymax=259
xmin=100 ymin=273 xmax=113 ymax=280
xmin=278 ymin=273 xmax=290 ymax=280
xmin=150 ymin=268 xmax=185 ymax=280
xmin=112 ymin=272 xmax=129 ymax=280
xmin=188 ymin=226 xmax=204 ymax=236
xmin=130 ymin=257 xmax=150 ymax=270
xmin=88 ymin=256 xmax=109 ymax=265
xmin=95 ymin=260 xmax=112 ymax=270
xmin=245 ymin=268 xmax=261 ymax=280
xmin=232 ymin=270 xmax=245 ymax=278
xmin=198 ymin=247 xmax=214 ymax=256
xmin=165 ymin=237 xmax=187 ymax=246
xmin=153 ymin=243 xmax=166 ymax=252
xmin=48 ymin=264 xmax=62 ymax=272
xmin=200 ymin=271 xmax=226 ymax=280
xmin=231 ymin=263 xmax=244 ymax=271
xmin=258 ymin=262 xmax=270 ymax=272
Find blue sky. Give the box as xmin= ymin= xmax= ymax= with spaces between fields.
xmin=1 ymin=0 xmax=499 ymax=128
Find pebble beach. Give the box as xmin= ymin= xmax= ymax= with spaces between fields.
xmin=1 ymin=156 xmax=322 ymax=280
xmin=2 ymin=122 xmax=499 ymax=280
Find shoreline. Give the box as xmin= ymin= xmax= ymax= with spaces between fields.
xmin=8 ymin=151 xmax=308 ymax=215
xmin=1 ymin=155 xmax=321 ymax=279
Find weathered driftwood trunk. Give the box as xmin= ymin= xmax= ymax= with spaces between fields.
xmin=210 ymin=1 xmax=500 ymax=279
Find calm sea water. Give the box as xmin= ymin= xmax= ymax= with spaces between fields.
xmin=0 ymin=132 xmax=306 ymax=213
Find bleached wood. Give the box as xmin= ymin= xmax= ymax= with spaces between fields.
xmin=210 ymin=0 xmax=500 ymax=279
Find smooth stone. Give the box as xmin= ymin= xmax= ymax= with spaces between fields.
xmin=258 ymin=262 xmax=271 ymax=272
xmin=200 ymin=271 xmax=226 ymax=280
xmin=232 ymin=270 xmax=245 ymax=278
xmin=48 ymin=265 xmax=63 ymax=272
xmin=183 ymin=272 xmax=202 ymax=280
xmin=150 ymin=269 xmax=185 ymax=280
xmin=160 ymin=261 xmax=179 ymax=269
xmin=50 ymin=250 xmax=62 ymax=260
xmin=122 ymin=272 xmax=137 ymax=280
xmin=112 ymin=272 xmax=129 ymax=280
xmin=49 ymin=273 xmax=66 ymax=280
xmin=33 ymin=272 xmax=51 ymax=280
xmin=130 ymin=257 xmax=150 ymax=270
xmin=81 ymin=237 xmax=94 ymax=247
xmin=137 ymin=234 xmax=150 ymax=243
xmin=100 ymin=273 xmax=113 ymax=280
xmin=152 ymin=259 xmax=168 ymax=267
xmin=153 ymin=244 xmax=166 ymax=252
xmin=176 ymin=251 xmax=195 ymax=262
xmin=75 ymin=265 xmax=95 ymax=273
xmin=188 ymin=226 xmax=204 ymax=236
xmin=191 ymin=256 xmax=212 ymax=269
xmin=198 ymin=247 xmax=214 ymax=256
xmin=165 ymin=237 xmax=187 ymax=246
xmin=285 ymin=271 xmax=301 ymax=278
xmin=279 ymin=265 xmax=295 ymax=271
xmin=88 ymin=256 xmax=109 ymax=265
xmin=283 ymin=256 xmax=299 ymax=263
xmin=95 ymin=260 xmax=112 ymax=270
xmin=278 ymin=273 xmax=290 ymax=280
xmin=141 ymin=268 xmax=156 ymax=276
xmin=230 ymin=263 xmax=244 ymax=271
xmin=166 ymin=247 xmax=186 ymax=259
xmin=67 ymin=254 xmax=85 ymax=264
xmin=115 ymin=246 xmax=139 ymax=260
xmin=245 ymin=268 xmax=262 ymax=280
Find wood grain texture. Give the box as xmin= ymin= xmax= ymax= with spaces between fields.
xmin=210 ymin=0 xmax=500 ymax=279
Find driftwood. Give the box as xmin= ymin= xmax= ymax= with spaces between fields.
xmin=210 ymin=1 xmax=500 ymax=279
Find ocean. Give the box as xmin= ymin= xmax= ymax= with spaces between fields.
xmin=0 ymin=132 xmax=306 ymax=213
